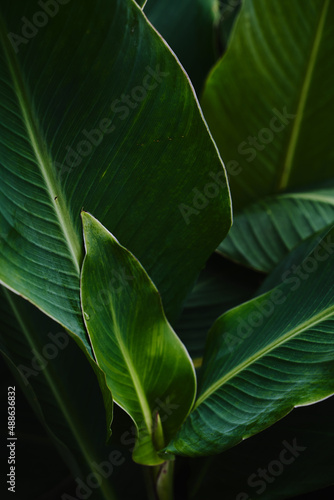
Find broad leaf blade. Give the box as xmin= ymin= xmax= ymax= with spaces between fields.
xmin=80 ymin=212 xmax=196 ymax=465
xmin=189 ymin=396 xmax=334 ymax=500
xmin=201 ymin=0 xmax=334 ymax=210
xmin=0 ymin=0 xmax=231 ymax=354
xmin=218 ymin=181 xmax=334 ymax=272
xmin=166 ymin=231 xmax=334 ymax=457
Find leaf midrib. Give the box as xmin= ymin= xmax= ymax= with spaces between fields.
xmin=278 ymin=192 xmax=334 ymax=205
xmin=278 ymin=0 xmax=330 ymax=190
xmin=238 ymin=190 xmax=334 ymax=213
xmin=0 ymin=13 xmax=82 ymax=273
xmin=104 ymin=300 xmax=154 ymax=436
xmin=195 ymin=302 xmax=334 ymax=409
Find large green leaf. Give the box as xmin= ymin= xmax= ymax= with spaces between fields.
xmin=0 ymin=0 xmax=231 ymax=355
xmin=0 ymin=288 xmax=148 ymax=500
xmin=80 ymin=212 xmax=196 ymax=466
xmin=188 ymin=395 xmax=334 ymax=500
xmin=0 ymin=286 xmax=117 ymax=500
xmin=165 ymin=230 xmax=334 ymax=457
xmin=145 ymin=0 xmax=220 ymax=94
xmin=218 ymin=180 xmax=334 ymax=272
xmin=201 ymin=0 xmax=334 ymax=210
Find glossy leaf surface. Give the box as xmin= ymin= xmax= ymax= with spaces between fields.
xmin=81 ymin=213 xmax=196 ymax=465
xmin=166 ymin=231 xmax=334 ymax=457
xmin=0 ymin=0 xmax=231 ymax=355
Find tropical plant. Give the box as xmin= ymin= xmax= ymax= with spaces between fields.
xmin=1 ymin=0 xmax=334 ymax=499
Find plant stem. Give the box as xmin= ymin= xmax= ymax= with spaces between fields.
xmin=144 ymin=460 xmax=175 ymax=500
xmin=156 ymin=460 xmax=175 ymax=500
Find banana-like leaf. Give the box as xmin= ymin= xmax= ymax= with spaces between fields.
xmin=175 ymin=254 xmax=261 ymax=364
xmin=201 ymin=0 xmax=334 ymax=210
xmin=145 ymin=0 xmax=220 ymax=94
xmin=189 ymin=395 xmax=334 ymax=500
xmin=0 ymin=0 xmax=231 ymax=356
xmin=0 ymin=286 xmax=117 ymax=500
xmin=218 ymin=181 xmax=334 ymax=272
xmin=80 ymin=212 xmax=196 ymax=466
xmin=166 ymin=230 xmax=334 ymax=457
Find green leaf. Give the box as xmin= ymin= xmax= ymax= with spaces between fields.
xmin=189 ymin=395 xmax=334 ymax=500
xmin=145 ymin=0 xmax=220 ymax=94
xmin=175 ymin=253 xmax=262 ymax=364
xmin=80 ymin=212 xmax=196 ymax=466
xmin=258 ymin=227 xmax=334 ymax=295
xmin=0 ymin=0 xmax=231 ymax=355
xmin=218 ymin=180 xmax=334 ymax=272
xmin=0 ymin=286 xmax=117 ymax=500
xmin=201 ymin=0 xmax=334 ymax=210
xmin=166 ymin=230 xmax=334 ymax=457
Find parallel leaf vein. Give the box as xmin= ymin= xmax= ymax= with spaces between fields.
xmin=195 ymin=303 xmax=334 ymax=409
xmin=0 ymin=13 xmax=82 ymax=273
xmin=278 ymin=0 xmax=330 ymax=190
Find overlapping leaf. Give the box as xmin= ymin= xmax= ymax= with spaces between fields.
xmin=80 ymin=213 xmax=196 ymax=466
xmin=0 ymin=0 xmax=231 ymax=358
xmin=202 ymin=0 xmax=334 ymax=210
xmin=218 ymin=181 xmax=334 ymax=272
xmin=165 ymin=230 xmax=334 ymax=457
xmin=189 ymin=396 xmax=334 ymax=500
